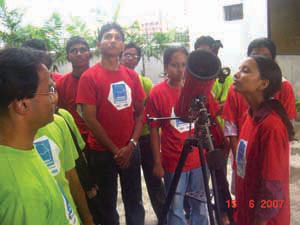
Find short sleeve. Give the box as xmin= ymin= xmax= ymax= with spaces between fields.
xmin=56 ymin=78 xmax=65 ymax=109
xmin=277 ymin=81 xmax=296 ymax=120
xmin=130 ymin=71 xmax=145 ymax=102
xmin=76 ymin=71 xmax=97 ymax=105
xmin=145 ymin=90 xmax=161 ymax=128
xmin=222 ymin=86 xmax=238 ymax=124
xmin=260 ymin=125 xmax=289 ymax=180
xmin=255 ymin=123 xmax=289 ymax=220
xmin=58 ymin=109 xmax=86 ymax=151
xmin=57 ymin=116 xmax=79 ymax=171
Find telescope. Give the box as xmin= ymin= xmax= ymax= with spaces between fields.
xmin=175 ymin=49 xmax=221 ymax=122
xmin=156 ymin=49 xmax=234 ymax=225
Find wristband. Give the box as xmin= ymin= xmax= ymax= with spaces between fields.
xmin=129 ymin=138 xmax=138 ymax=148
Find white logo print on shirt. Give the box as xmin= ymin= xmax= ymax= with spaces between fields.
xmin=170 ymin=107 xmax=194 ymax=133
xmin=108 ymin=81 xmax=132 ymax=110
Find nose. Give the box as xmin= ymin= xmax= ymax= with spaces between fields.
xmin=234 ymin=70 xmax=240 ymax=80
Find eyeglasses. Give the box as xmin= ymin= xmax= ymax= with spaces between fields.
xmin=36 ymin=85 xmax=57 ymax=102
xmin=123 ymin=53 xmax=139 ymax=60
xmin=69 ymin=47 xmax=89 ymax=55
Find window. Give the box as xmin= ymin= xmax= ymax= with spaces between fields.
xmin=224 ymin=4 xmax=243 ymax=21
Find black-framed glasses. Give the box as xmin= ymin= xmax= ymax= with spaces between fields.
xmin=123 ymin=53 xmax=139 ymax=60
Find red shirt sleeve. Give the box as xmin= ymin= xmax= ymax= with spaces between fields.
xmin=76 ymin=71 xmax=97 ymax=105
xmin=222 ymin=86 xmax=238 ymax=125
xmin=254 ymin=120 xmax=289 ymax=220
xmin=276 ymin=81 xmax=296 ymax=120
xmin=130 ymin=70 xmax=146 ymax=102
xmin=56 ymin=77 xmax=65 ymax=108
xmin=145 ymin=89 xmax=161 ymax=128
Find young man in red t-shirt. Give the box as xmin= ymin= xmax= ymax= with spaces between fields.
xmin=56 ymin=36 xmax=103 ymax=224
xmin=76 ymin=22 xmax=146 ymax=225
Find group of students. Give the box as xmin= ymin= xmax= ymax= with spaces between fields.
xmin=0 ymin=21 xmax=295 ymax=225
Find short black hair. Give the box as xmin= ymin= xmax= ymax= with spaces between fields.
xmin=98 ymin=22 xmax=125 ymax=42
xmin=22 ymin=39 xmax=47 ymax=51
xmin=124 ymin=43 xmax=142 ymax=62
xmin=163 ymin=46 xmax=188 ymax=68
xmin=247 ymin=38 xmax=277 ymax=60
xmin=66 ymin=36 xmax=90 ymax=54
xmin=0 ymin=48 xmax=44 ymax=114
xmin=22 ymin=39 xmax=53 ymax=70
xmin=194 ymin=36 xmax=215 ymax=50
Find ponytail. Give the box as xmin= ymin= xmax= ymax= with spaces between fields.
xmin=265 ymin=99 xmax=294 ymax=141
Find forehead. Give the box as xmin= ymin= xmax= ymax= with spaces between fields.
xmin=103 ymin=28 xmax=122 ymax=37
xmin=241 ymin=57 xmax=258 ymax=69
xmin=250 ymin=47 xmax=272 ymax=58
xmin=37 ymin=64 xmax=50 ymax=85
xmin=69 ymin=43 xmax=88 ymax=50
xmin=123 ymin=48 xmax=138 ymax=54
xmin=169 ymin=51 xmax=187 ymax=62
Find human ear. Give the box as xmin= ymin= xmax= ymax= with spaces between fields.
xmin=10 ymin=99 xmax=31 ymax=115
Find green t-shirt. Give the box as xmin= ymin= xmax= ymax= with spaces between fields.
xmin=0 ymin=145 xmax=71 ymax=225
xmin=139 ymin=76 xmax=153 ymax=136
xmin=212 ymin=75 xmax=233 ymax=129
xmin=212 ymin=75 xmax=233 ymax=103
xmin=57 ymin=108 xmax=86 ymax=151
xmin=34 ymin=114 xmax=80 ymax=225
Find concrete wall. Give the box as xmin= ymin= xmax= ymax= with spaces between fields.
xmin=187 ymin=0 xmax=300 ymax=98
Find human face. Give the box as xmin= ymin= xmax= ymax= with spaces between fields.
xmin=165 ymin=51 xmax=187 ymax=83
xmin=233 ymin=58 xmax=267 ymax=96
xmin=67 ymin=43 xmax=90 ymax=68
xmin=250 ymin=47 xmax=272 ymax=59
xmin=97 ymin=29 xmax=124 ymax=57
xmin=31 ymin=64 xmax=55 ymax=127
xmin=120 ymin=48 xmax=139 ymax=70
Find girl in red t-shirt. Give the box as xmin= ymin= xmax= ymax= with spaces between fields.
xmin=146 ymin=47 xmax=209 ymax=225
xmin=234 ymin=55 xmax=293 ymax=225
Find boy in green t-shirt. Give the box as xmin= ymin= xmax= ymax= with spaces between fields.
xmin=0 ymin=48 xmax=72 ymax=225
xmin=34 ymin=80 xmax=94 ymax=225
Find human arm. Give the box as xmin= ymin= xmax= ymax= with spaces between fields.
xmin=114 ymin=99 xmax=145 ymax=168
xmin=80 ymin=104 xmax=119 ymax=154
xmin=150 ymin=127 xmax=164 ymax=178
xmin=253 ymin=122 xmax=289 ymax=222
xmin=66 ymin=168 xmax=94 ymax=225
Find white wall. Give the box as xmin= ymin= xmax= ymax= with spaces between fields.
xmin=188 ymin=0 xmax=300 ymax=97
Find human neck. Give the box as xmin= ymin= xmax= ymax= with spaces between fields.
xmin=100 ymin=56 xmax=120 ymax=71
xmin=72 ymin=65 xmax=89 ymax=79
xmin=0 ymin=123 xmax=36 ymax=150
xmin=167 ymin=79 xmax=183 ymax=88
xmin=244 ymin=93 xmax=265 ymax=113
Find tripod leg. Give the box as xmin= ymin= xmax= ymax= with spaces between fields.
xmin=197 ymin=142 xmax=216 ymax=225
xmin=158 ymin=139 xmax=193 ymax=225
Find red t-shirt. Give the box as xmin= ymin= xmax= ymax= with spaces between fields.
xmin=146 ymin=80 xmax=200 ymax=172
xmin=235 ymin=108 xmax=290 ymax=225
xmin=56 ymin=72 xmax=89 ymax=137
xmin=52 ymin=73 xmax=62 ymax=82
xmin=222 ymin=80 xmax=296 ymax=136
xmin=76 ymin=64 xmax=145 ymax=151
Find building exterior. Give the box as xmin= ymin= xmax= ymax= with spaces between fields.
xmin=187 ymin=0 xmax=300 ymax=98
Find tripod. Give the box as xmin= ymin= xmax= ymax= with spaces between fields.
xmin=150 ymin=96 xmax=234 ymax=225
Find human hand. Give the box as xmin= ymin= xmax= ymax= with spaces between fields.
xmin=114 ymin=144 xmax=134 ymax=168
xmin=86 ymin=186 xmax=98 ymax=199
xmin=153 ymin=162 xmax=164 ymax=178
